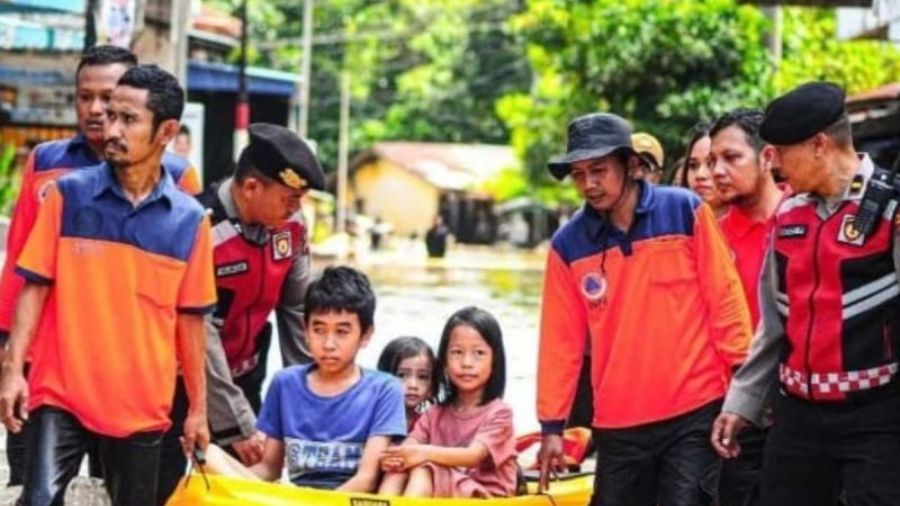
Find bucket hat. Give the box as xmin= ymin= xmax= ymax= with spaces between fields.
xmin=548 ymin=113 xmax=635 ymax=180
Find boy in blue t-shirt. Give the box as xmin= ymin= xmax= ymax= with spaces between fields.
xmin=203 ymin=266 xmax=407 ymax=493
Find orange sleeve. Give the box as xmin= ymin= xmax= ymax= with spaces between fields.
xmin=694 ymin=204 xmax=752 ymax=369
xmin=0 ymin=151 xmax=38 ymax=334
xmin=537 ymin=248 xmax=588 ymax=434
xmin=176 ymin=215 xmax=216 ymax=313
xmin=16 ymin=182 xmax=62 ymax=285
xmin=176 ymin=165 xmax=202 ymax=195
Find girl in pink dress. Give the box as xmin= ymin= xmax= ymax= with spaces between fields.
xmin=378 ymin=307 xmax=517 ymax=498
xmin=377 ymin=336 xmax=439 ymax=432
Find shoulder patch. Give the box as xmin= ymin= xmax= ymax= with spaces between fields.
xmin=36 ymin=179 xmax=56 ymax=203
xmin=836 ymin=215 xmax=865 ymax=246
xmin=272 ymin=230 xmax=292 ymax=260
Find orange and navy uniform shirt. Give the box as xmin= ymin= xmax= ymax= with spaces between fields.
xmin=718 ymin=186 xmax=789 ymax=329
xmin=15 ymin=163 xmax=215 ymax=437
xmin=537 ymin=182 xmax=752 ymax=433
xmin=0 ymin=134 xmax=201 ymax=343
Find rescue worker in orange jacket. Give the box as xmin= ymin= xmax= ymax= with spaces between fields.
xmin=536 ymin=113 xmax=752 ymax=506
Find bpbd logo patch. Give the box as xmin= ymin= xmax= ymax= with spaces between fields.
xmin=581 ymin=272 xmax=608 ymax=306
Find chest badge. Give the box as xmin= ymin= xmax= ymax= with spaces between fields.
xmin=272 ymin=231 xmax=292 ymax=260
xmin=837 ymin=215 xmax=865 ymax=246
xmin=581 ymin=272 xmax=608 ymax=308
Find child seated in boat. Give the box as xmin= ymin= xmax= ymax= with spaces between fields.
xmin=377 ymin=336 xmax=439 ymax=432
xmin=203 ymin=266 xmax=407 ymax=493
xmin=378 ymin=307 xmax=517 ymax=498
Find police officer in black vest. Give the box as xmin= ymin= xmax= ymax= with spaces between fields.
xmin=712 ymin=82 xmax=900 ymax=506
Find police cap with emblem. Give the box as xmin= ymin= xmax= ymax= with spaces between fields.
xmin=239 ymin=123 xmax=325 ymax=191
xmin=760 ymin=81 xmax=846 ymax=146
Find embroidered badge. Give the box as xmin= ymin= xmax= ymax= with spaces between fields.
xmin=278 ymin=168 xmax=307 ymax=190
xmin=837 ymin=214 xmax=865 ymax=246
xmin=36 ymin=180 xmax=55 ymax=203
xmin=216 ymin=261 xmax=249 ymax=277
xmin=581 ymin=272 xmax=608 ymax=303
xmin=778 ymin=225 xmax=807 ymax=239
xmin=272 ymin=231 xmax=292 ymax=260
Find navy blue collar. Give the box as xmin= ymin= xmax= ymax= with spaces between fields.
xmin=69 ymin=132 xmax=88 ymax=149
xmin=68 ymin=132 xmax=102 ymax=163
xmin=92 ymin=162 xmax=176 ymax=209
xmin=582 ymin=179 xmax=655 ymax=239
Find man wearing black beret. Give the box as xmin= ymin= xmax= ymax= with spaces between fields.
xmin=156 ymin=123 xmax=325 ymax=502
xmin=713 ymin=82 xmax=900 ymax=505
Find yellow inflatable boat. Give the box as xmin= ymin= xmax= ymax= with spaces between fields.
xmin=166 ymin=472 xmax=593 ymax=506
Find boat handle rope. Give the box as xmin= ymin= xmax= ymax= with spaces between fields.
xmin=184 ymin=447 xmax=212 ymax=492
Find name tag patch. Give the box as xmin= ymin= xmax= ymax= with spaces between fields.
xmin=216 ymin=261 xmax=248 ymax=277
xmin=778 ymin=225 xmax=807 ymax=239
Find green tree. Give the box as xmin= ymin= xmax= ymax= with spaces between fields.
xmin=778 ymin=7 xmax=900 ymax=95
xmin=206 ymin=0 xmax=530 ymax=173
xmin=498 ymin=0 xmax=775 ymax=186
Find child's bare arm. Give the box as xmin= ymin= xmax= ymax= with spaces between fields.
xmin=338 ymin=435 xmax=392 ymax=493
xmin=384 ymin=441 xmax=490 ymax=470
xmin=249 ymin=438 xmax=285 ymax=482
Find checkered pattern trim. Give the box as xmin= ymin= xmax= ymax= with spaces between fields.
xmin=779 ymin=362 xmax=899 ymax=399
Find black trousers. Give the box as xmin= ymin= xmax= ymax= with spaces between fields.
xmin=156 ymin=327 xmax=271 ymax=505
xmin=591 ymin=400 xmax=720 ymax=506
xmin=718 ymin=426 xmax=767 ymax=506
xmin=759 ymin=390 xmax=900 ymax=506
xmin=20 ymin=406 xmax=162 ymax=506
xmin=6 ymin=363 xmax=31 ymax=486
xmin=567 ymin=353 xmax=594 ymax=430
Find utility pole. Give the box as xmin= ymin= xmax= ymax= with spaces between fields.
xmin=336 ymin=72 xmax=350 ymax=235
xmin=298 ymin=0 xmax=314 ymax=140
xmin=762 ymin=5 xmax=783 ymax=68
xmin=234 ymin=0 xmax=250 ymax=161
xmin=170 ymin=0 xmax=190 ymax=85
xmin=84 ymin=0 xmax=98 ymax=50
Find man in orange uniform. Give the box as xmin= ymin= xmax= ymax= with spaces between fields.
xmin=536 ymin=113 xmax=751 ymax=506
xmin=0 ymin=65 xmax=215 ymax=506
xmin=0 ymin=45 xmax=201 ymax=486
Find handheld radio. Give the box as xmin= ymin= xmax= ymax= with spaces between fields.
xmin=852 ymin=153 xmax=900 ymax=237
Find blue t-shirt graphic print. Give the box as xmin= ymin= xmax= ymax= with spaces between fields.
xmin=257 ymin=364 xmax=407 ymax=489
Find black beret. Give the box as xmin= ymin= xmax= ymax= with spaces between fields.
xmin=760 ymin=82 xmax=846 ymax=145
xmin=241 ymin=123 xmax=325 ymax=190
